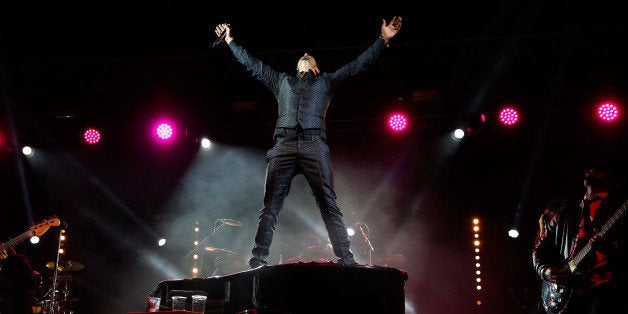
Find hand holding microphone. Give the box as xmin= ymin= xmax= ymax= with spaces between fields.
xmin=212 ymin=23 xmax=232 ymax=48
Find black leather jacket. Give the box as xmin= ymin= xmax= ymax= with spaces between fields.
xmin=227 ymin=37 xmax=387 ymax=138
xmin=532 ymin=194 xmax=627 ymax=284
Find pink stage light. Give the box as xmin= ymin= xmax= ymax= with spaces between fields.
xmin=596 ymin=102 xmax=620 ymax=122
xmin=154 ymin=122 xmax=175 ymax=141
xmin=387 ymin=112 xmax=409 ymax=133
xmin=498 ymin=107 xmax=519 ymax=126
xmin=83 ymin=128 xmax=102 ymax=145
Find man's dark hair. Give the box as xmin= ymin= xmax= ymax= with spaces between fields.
xmin=584 ymin=167 xmax=613 ymax=188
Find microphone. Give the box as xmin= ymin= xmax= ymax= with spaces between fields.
xmin=211 ymin=24 xmax=230 ymax=48
xmin=217 ymin=218 xmax=242 ymax=227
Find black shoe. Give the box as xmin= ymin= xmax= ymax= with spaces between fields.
xmin=249 ymin=257 xmax=267 ymax=269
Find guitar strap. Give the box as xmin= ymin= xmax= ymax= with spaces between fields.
xmin=582 ymin=198 xmax=595 ymax=238
xmin=582 ymin=194 xmax=603 ymax=236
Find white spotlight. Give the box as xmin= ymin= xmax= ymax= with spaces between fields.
xmin=200 ymin=137 xmax=212 ymax=149
xmin=158 ymin=238 xmax=167 ymax=246
xmin=22 ymin=146 xmax=34 ymax=156
xmin=30 ymin=236 xmax=40 ymax=244
xmin=508 ymin=228 xmax=519 ymax=238
xmin=347 ymin=228 xmax=355 ymax=237
xmin=452 ymin=128 xmax=465 ymax=140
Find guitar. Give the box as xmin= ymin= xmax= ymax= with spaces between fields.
xmin=1 ymin=217 xmax=61 ymax=254
xmin=541 ymin=199 xmax=628 ymax=314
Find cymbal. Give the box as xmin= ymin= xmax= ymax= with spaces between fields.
xmin=46 ymin=260 xmax=84 ymax=272
xmin=217 ymin=219 xmax=242 ymax=227
xmin=204 ymin=247 xmax=236 ymax=255
xmin=42 ymin=298 xmax=80 ymax=303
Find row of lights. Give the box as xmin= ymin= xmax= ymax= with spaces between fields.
xmin=471 ymin=218 xmax=483 ymax=308
xmin=450 ymin=101 xmax=621 ymax=141
xmin=6 ymin=101 xmax=620 ymax=153
xmin=82 ymin=121 xmax=213 ymax=147
xmin=191 ymin=220 xmax=201 ymax=277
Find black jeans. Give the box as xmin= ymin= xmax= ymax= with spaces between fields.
xmin=249 ymin=135 xmax=355 ymax=267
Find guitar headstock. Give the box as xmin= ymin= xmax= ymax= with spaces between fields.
xmin=30 ymin=217 xmax=62 ymax=237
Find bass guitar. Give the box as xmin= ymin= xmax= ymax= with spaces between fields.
xmin=1 ymin=217 xmax=61 ymax=253
xmin=541 ymin=199 xmax=627 ymax=314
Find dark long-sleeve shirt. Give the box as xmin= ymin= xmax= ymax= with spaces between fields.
xmin=227 ymin=37 xmax=387 ymax=138
xmin=0 ymin=254 xmax=39 ymax=314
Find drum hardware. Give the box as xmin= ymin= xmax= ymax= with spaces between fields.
xmin=354 ymin=222 xmax=374 ymax=264
xmin=185 ymin=218 xmax=241 ymax=258
xmin=374 ymin=253 xmax=406 ymax=268
xmin=41 ymin=258 xmax=84 ymax=313
xmin=211 ymin=253 xmax=244 ymax=276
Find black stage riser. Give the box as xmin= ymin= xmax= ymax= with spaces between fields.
xmin=149 ymin=262 xmax=408 ymax=314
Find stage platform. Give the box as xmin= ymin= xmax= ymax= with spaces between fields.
xmin=147 ymin=262 xmax=408 ymax=314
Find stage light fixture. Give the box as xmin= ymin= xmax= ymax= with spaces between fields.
xmin=596 ymin=102 xmax=620 ymax=122
xmin=152 ymin=119 xmax=178 ymax=144
xmin=347 ymin=227 xmax=356 ymax=237
xmin=200 ymin=137 xmax=212 ymax=149
xmin=156 ymin=123 xmax=174 ymax=140
xmin=21 ymin=146 xmax=34 ymax=156
xmin=387 ymin=112 xmax=409 ymax=133
xmin=498 ymin=107 xmax=520 ymax=126
xmin=83 ymin=128 xmax=102 ymax=145
xmin=452 ymin=128 xmax=465 ymax=140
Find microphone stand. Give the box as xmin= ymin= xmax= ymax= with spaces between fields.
xmin=49 ymin=227 xmax=64 ymax=314
xmin=184 ymin=220 xmax=226 ymax=258
xmin=356 ymin=222 xmax=374 ymax=265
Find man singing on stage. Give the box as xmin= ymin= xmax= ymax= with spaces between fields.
xmin=214 ymin=16 xmax=403 ymax=269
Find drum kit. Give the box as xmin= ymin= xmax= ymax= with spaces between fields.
xmin=282 ymin=245 xmax=335 ymax=264
xmin=192 ymin=218 xmax=248 ymax=276
xmin=195 ymin=219 xmax=409 ymax=276
xmin=206 ymin=247 xmax=244 ymax=276
xmin=32 ymin=260 xmax=84 ymax=314
xmin=374 ymin=253 xmax=407 ymax=268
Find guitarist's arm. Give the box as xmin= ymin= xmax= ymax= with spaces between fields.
xmin=0 ymin=245 xmax=40 ymax=286
xmin=532 ymin=209 xmax=574 ymax=282
xmin=542 ymin=266 xmax=570 ymax=284
xmin=0 ymin=245 xmax=16 ymax=263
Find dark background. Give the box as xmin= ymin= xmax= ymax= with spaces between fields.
xmin=1 ymin=1 xmax=627 ymax=313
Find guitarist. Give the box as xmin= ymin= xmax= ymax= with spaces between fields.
xmin=0 ymin=245 xmax=41 ymax=314
xmin=532 ymin=167 xmax=628 ymax=313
